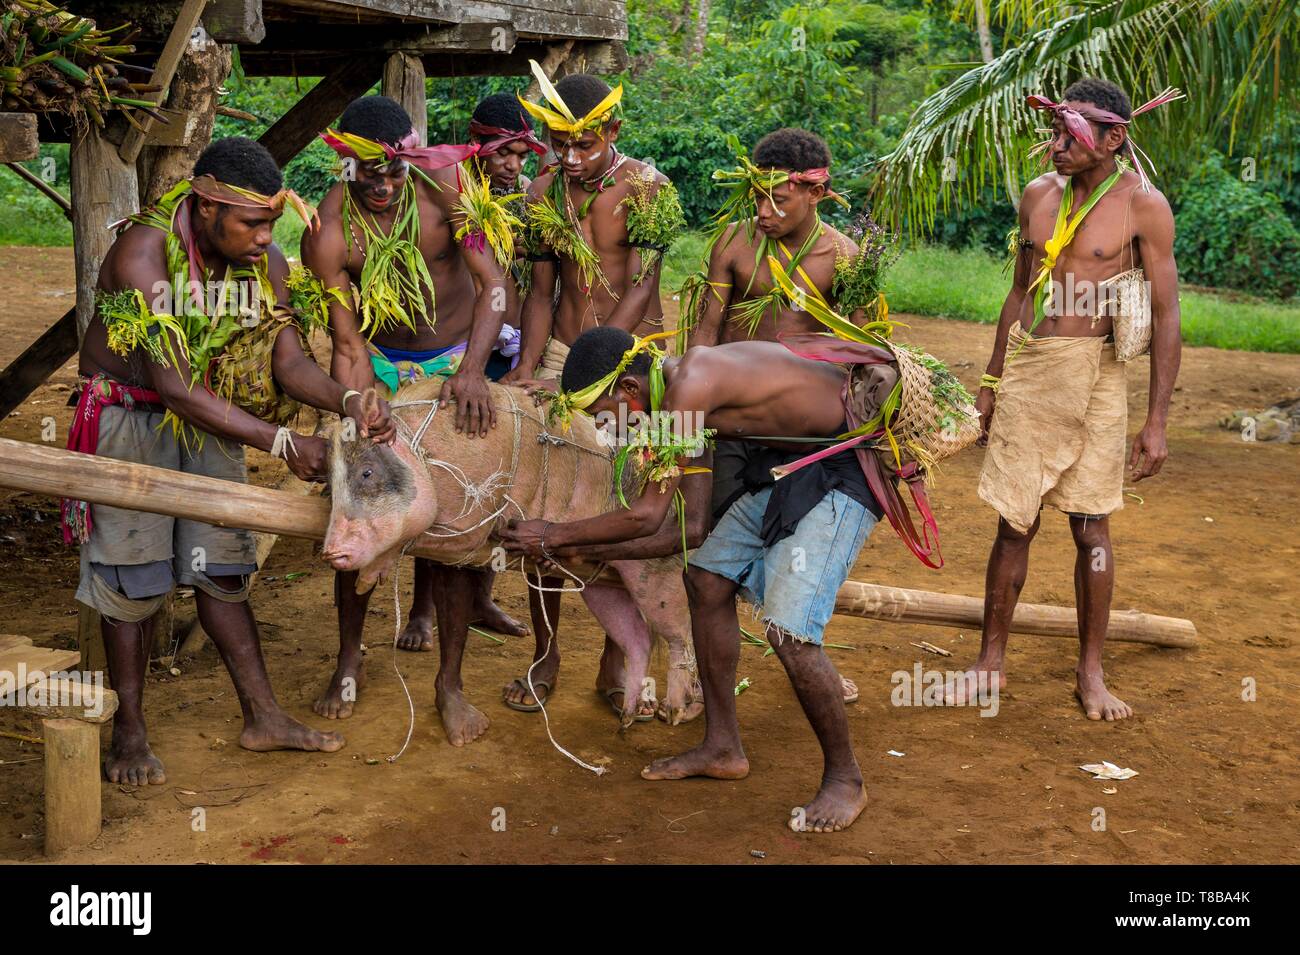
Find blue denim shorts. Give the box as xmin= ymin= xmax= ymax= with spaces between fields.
xmin=691 ymin=486 xmax=876 ymax=645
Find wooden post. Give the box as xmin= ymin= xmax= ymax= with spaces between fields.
xmin=138 ymin=40 xmax=233 ymax=206
xmin=382 ymin=52 xmax=427 ymax=146
xmin=43 ymin=719 xmax=101 ymax=856
xmin=117 ymin=0 xmax=213 ymax=165
xmin=69 ymin=126 xmax=139 ymax=342
xmin=0 ymin=112 xmax=38 ymax=163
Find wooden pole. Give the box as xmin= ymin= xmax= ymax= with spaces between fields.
xmin=382 ymin=52 xmax=427 ymax=146
xmin=43 ymin=718 xmax=101 ymax=856
xmin=834 ymin=580 xmax=1198 ymax=649
xmin=0 ymin=438 xmax=1199 ymax=649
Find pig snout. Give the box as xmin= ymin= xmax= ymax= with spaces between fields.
xmin=322 ymin=511 xmax=407 ymax=572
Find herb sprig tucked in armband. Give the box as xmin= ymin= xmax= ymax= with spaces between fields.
xmin=831 ymin=215 xmax=900 ymax=319
xmin=285 ymin=265 xmax=346 ymax=338
xmin=622 ymin=173 xmax=685 ymax=286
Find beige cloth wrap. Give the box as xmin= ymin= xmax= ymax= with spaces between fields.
xmin=534 ymin=337 xmax=570 ymax=381
xmin=978 ymin=323 xmax=1128 ymax=533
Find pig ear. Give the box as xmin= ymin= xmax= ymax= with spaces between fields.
xmin=362 ymin=387 xmax=382 ymax=422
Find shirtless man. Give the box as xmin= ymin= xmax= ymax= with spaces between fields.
xmin=500 ymin=64 xmax=686 ymax=720
xmin=502 ymin=327 xmax=882 ymax=833
xmin=949 ymin=77 xmax=1182 ymax=721
xmin=74 ymin=137 xmax=358 ymax=782
xmin=688 ymin=127 xmax=869 ymax=705
xmin=301 ymin=95 xmax=526 ymax=727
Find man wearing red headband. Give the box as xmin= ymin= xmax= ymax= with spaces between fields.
xmin=952 ymin=77 xmax=1183 ymax=722
xmin=72 ymin=137 xmax=390 ymax=785
xmin=303 ymin=95 xmax=530 ymax=735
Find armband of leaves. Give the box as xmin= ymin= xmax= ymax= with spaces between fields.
xmin=454 ymin=170 xmax=525 ymax=271
xmin=622 ymin=175 xmax=685 ymax=285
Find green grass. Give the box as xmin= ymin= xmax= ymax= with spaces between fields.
xmin=887 ymin=245 xmax=1300 ymax=354
xmin=664 ymin=235 xmax=1300 ymax=354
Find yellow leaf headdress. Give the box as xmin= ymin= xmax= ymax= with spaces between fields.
xmin=517 ymin=59 xmax=623 ymax=137
xmin=546 ymin=330 xmax=675 ymax=431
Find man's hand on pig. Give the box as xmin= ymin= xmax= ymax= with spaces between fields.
xmin=351 ymin=392 xmax=396 ymax=444
xmin=441 ymin=368 xmax=496 ymax=438
xmin=499 ymin=518 xmax=550 ymax=559
xmin=285 ymin=434 xmax=329 ymax=482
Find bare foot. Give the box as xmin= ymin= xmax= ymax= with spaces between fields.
xmin=472 ymin=598 xmax=529 ymax=638
xmin=313 ymin=658 xmax=366 ymax=720
xmin=791 ymin=777 xmax=868 ymax=833
xmin=503 ymin=658 xmax=558 ymax=710
xmin=641 ymin=745 xmax=749 ymax=781
xmin=942 ymin=665 xmax=1006 ymax=706
xmin=1075 ymin=670 xmax=1132 ymax=721
xmin=105 ymin=734 xmax=166 ymax=786
xmin=438 ymin=691 xmax=490 ymax=746
xmin=396 ymin=613 xmax=434 ymax=652
xmin=239 ymin=711 xmax=344 ymax=753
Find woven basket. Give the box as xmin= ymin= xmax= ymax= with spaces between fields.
xmin=1099 ymin=267 xmax=1151 ymax=362
xmin=850 ymin=346 xmax=980 ymax=475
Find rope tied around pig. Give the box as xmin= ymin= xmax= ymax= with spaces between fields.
xmin=380 ymin=387 xmax=614 ymax=774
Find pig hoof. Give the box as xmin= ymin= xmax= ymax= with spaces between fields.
xmin=396 ymin=615 xmax=435 ymax=652
xmin=655 ymin=698 xmax=705 ymax=725
xmin=438 ymin=693 xmax=490 ymax=746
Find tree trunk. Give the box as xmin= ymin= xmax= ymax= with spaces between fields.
xmin=974 ymin=0 xmax=994 ymax=63
xmin=691 ymin=0 xmax=711 ymax=57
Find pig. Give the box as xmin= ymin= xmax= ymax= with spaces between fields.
xmin=321 ymin=382 xmax=703 ymax=745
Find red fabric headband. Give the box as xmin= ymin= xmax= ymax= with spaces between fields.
xmin=319 ymin=128 xmax=479 ymax=175
xmin=467 ymin=119 xmax=547 ymax=157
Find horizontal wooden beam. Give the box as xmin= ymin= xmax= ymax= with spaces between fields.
xmin=0 ymin=308 xmax=77 ymax=420
xmin=65 ymin=0 xmax=265 ymax=43
xmin=0 ymin=438 xmax=1197 ymax=647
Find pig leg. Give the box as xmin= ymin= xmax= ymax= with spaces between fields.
xmin=395 ymin=558 xmax=436 ymax=651
xmin=612 ymin=560 xmax=704 ymax=725
xmin=502 ymin=577 xmax=562 ymax=710
xmin=582 ymin=583 xmax=655 ymax=729
xmin=434 ymin=564 xmax=490 ymax=746
xmin=314 ymin=569 xmax=371 ymax=719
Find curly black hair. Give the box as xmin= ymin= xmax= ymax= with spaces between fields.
xmin=193 ymin=136 xmax=282 ymax=195
xmin=472 ymin=92 xmax=534 ymax=134
xmin=1062 ymin=77 xmax=1132 ymax=154
xmin=561 ymin=327 xmax=651 ymax=395
xmin=752 ymin=128 xmax=832 ymax=172
xmin=552 ymin=73 xmax=615 ymax=121
xmin=338 ymin=94 xmax=413 ymax=144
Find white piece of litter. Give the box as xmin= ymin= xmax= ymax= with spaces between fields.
xmin=1079 ymin=761 xmax=1138 ymax=780
xmin=887 ymin=750 xmax=906 ymax=758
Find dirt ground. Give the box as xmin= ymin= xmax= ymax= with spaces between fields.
xmin=0 ymin=245 xmax=1296 ymax=865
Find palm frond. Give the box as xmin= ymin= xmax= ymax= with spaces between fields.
xmin=872 ymin=0 xmax=1299 ymax=235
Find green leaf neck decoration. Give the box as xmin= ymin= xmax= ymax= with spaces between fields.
xmin=728 ymin=216 xmax=826 ymax=337
xmin=528 ymin=170 xmax=613 ymax=298
xmin=341 ymin=175 xmax=438 ymax=340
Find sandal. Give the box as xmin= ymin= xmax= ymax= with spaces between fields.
xmin=503 ymin=677 xmax=552 ymax=713
xmin=605 ymin=687 xmax=655 ymax=722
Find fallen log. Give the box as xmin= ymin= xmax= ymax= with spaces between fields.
xmin=0 ymin=438 xmax=1199 ymax=648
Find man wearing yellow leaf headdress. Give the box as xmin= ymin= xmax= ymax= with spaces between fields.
xmin=502 ymin=62 xmax=685 ymax=390
xmin=71 ymin=137 xmax=384 ymax=785
xmin=684 ymin=129 xmax=883 ymax=556
xmin=959 ymin=77 xmax=1183 ymax=723
xmin=501 ymin=326 xmax=885 ymax=833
